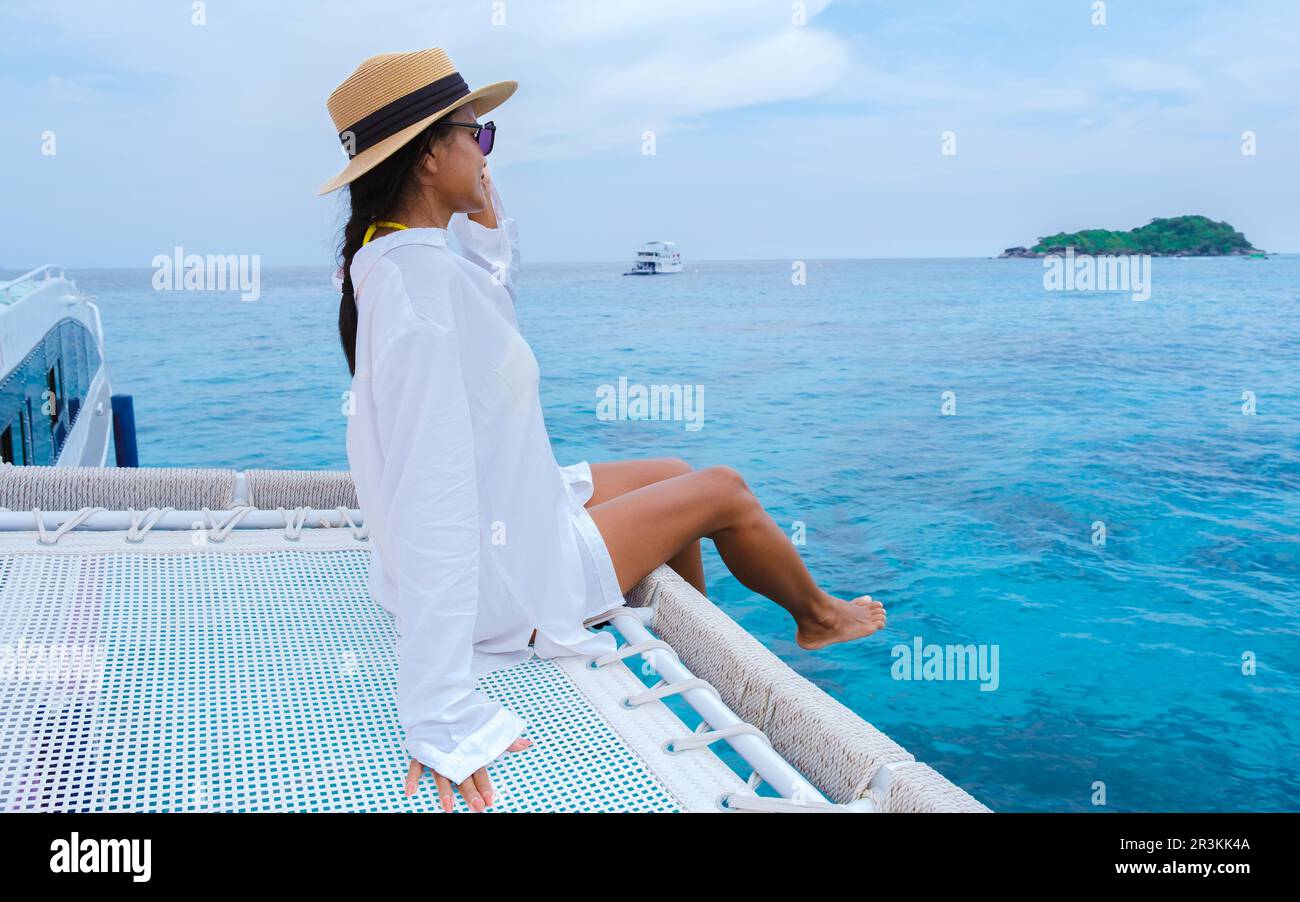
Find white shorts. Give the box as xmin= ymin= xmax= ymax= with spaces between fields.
xmin=558 ymin=461 xmax=628 ymax=622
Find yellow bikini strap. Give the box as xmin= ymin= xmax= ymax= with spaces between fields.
xmin=362 ymin=220 xmax=409 ymax=246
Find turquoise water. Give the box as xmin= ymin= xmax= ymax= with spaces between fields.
xmin=53 ymin=257 xmax=1300 ymax=812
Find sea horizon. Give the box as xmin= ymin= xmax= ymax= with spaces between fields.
xmin=7 ymin=252 xmax=1298 ymax=273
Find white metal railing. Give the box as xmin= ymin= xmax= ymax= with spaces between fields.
xmin=599 ymin=608 xmax=876 ymax=812
xmin=0 ymin=506 xmax=366 ymax=537
xmin=0 ymin=264 xmax=68 ymax=304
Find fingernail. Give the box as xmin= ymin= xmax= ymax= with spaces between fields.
xmin=483 ymin=791 xmax=494 ymax=805
xmin=471 ymin=798 xmax=485 ymax=812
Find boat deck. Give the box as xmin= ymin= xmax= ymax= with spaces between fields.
xmin=0 ymin=529 xmax=749 ymax=811
xmin=0 ymin=464 xmax=991 ymax=813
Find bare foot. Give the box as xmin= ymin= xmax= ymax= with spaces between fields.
xmin=795 ymin=595 xmax=886 ymax=650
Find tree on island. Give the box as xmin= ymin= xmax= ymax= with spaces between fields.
xmin=1000 ymin=215 xmax=1259 ymax=257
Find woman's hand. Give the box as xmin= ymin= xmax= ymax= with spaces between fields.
xmin=403 ymin=736 xmax=533 ymax=812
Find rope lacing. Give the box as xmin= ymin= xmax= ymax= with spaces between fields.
xmin=591 ymin=636 xmax=861 ymax=812
xmin=32 ymin=507 xmax=105 ymax=545
xmin=275 ymin=506 xmax=368 ymax=541
xmin=12 ymin=505 xmax=368 ymax=544
xmin=331 ymin=506 xmax=369 ymax=541
xmin=719 ymin=791 xmax=857 ymax=813
xmin=585 ymin=638 xmax=677 ymax=670
xmin=622 ymin=677 xmax=719 ymax=709
xmin=664 ymin=720 xmax=770 ymax=753
xmin=199 ymin=505 xmax=256 ymax=541
xmin=277 ymin=506 xmax=310 ymax=541
xmin=125 ymin=506 xmax=175 ymax=543
xmin=719 ymin=771 xmax=882 ymax=812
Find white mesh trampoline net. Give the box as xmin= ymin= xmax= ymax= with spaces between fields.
xmin=0 ymin=528 xmax=752 ymax=813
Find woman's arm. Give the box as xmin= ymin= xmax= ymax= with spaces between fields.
xmin=448 ymin=164 xmax=520 ymax=305
xmin=371 ymin=312 xmax=525 ymax=789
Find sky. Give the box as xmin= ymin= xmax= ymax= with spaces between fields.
xmin=1 ymin=0 xmax=1297 ymax=266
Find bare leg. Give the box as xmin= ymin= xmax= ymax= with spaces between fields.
xmin=585 ymin=458 xmax=706 ymax=594
xmin=586 ymin=465 xmax=886 ymax=649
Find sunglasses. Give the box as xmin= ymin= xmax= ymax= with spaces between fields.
xmin=435 ymin=120 xmax=497 ymax=156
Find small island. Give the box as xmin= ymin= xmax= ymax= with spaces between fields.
xmin=999 ymin=215 xmax=1263 ymax=258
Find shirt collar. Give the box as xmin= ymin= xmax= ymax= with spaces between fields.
xmin=348 ymin=226 xmax=448 ymax=288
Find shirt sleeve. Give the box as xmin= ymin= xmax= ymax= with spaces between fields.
xmin=448 ymin=180 xmax=520 ymax=306
xmin=371 ymin=314 xmax=526 ymax=786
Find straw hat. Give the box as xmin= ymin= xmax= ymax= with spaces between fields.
xmin=318 ymin=47 xmax=516 ymax=195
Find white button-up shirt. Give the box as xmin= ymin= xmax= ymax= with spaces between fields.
xmin=343 ymin=183 xmax=622 ymax=784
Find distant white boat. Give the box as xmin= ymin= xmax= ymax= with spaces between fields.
xmin=623 ymin=240 xmax=682 ymax=275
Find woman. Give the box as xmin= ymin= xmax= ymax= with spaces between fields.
xmin=320 ymin=48 xmax=886 ymax=814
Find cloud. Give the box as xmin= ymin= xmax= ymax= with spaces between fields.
xmin=1 ymin=0 xmax=1296 ymax=265
xmin=1108 ymin=60 xmax=1202 ymax=94
xmin=512 ymin=26 xmax=852 ymax=161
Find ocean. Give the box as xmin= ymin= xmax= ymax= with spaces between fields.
xmin=64 ymin=256 xmax=1300 ymax=812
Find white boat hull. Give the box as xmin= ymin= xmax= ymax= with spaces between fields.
xmin=0 ymin=265 xmax=114 ymax=467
